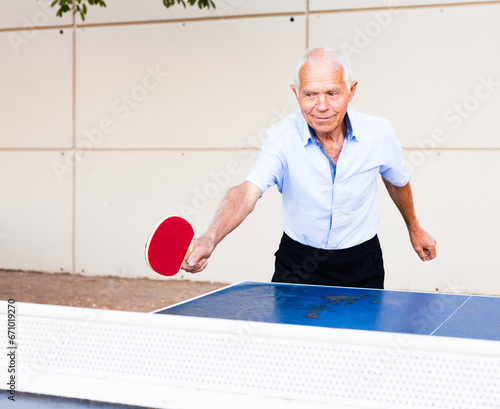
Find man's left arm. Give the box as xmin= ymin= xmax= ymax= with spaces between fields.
xmin=382 ymin=178 xmax=437 ymax=261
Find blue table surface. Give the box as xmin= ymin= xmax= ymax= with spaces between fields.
xmin=0 ymin=391 xmax=145 ymax=409
xmin=157 ymin=281 xmax=500 ymax=341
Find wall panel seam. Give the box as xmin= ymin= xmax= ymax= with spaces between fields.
xmin=0 ymin=11 xmax=307 ymax=33
xmin=1 ymin=1 xmax=498 ymax=33
xmin=308 ymin=1 xmax=500 ymax=15
xmin=72 ymin=12 xmax=77 ymax=275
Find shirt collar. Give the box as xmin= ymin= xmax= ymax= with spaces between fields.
xmin=344 ymin=110 xmax=355 ymax=141
xmin=301 ymin=109 xmax=358 ymax=146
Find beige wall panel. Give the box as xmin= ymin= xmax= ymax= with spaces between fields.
xmin=310 ymin=0 xmax=499 ymax=12
xmin=0 ymin=152 xmax=73 ymax=272
xmin=79 ymin=0 xmax=305 ymax=25
xmin=75 ymin=151 xmax=282 ymax=283
xmin=75 ymin=16 xmax=303 ymax=149
xmin=308 ymin=4 xmax=500 ymax=148
xmin=0 ymin=29 xmax=73 ymax=148
xmin=378 ymin=150 xmax=500 ymax=295
xmin=0 ymin=0 xmax=71 ymax=29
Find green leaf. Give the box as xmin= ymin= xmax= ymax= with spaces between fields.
xmin=49 ymin=0 xmax=215 ymax=19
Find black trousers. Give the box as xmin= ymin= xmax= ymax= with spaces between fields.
xmin=272 ymin=233 xmax=385 ymax=289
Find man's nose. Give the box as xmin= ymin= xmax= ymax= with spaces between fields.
xmin=316 ymin=94 xmax=329 ymax=111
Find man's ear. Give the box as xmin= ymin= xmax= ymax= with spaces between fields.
xmin=290 ymin=84 xmax=298 ymax=98
xmin=348 ymin=80 xmax=358 ymax=102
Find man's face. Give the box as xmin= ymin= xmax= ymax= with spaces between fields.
xmin=291 ymin=61 xmax=357 ymax=138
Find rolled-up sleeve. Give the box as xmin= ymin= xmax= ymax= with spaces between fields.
xmin=245 ymin=131 xmax=286 ymax=195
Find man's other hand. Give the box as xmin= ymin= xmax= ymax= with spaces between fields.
xmin=410 ymin=227 xmax=437 ymax=261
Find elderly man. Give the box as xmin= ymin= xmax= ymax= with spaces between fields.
xmin=182 ymin=47 xmax=436 ymax=289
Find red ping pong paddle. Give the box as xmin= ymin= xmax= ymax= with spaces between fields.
xmin=145 ymin=216 xmax=195 ymax=276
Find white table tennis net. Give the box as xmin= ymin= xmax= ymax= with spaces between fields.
xmin=1 ymin=301 xmax=499 ymax=409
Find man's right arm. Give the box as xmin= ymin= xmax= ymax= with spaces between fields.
xmin=181 ymin=181 xmax=262 ymax=273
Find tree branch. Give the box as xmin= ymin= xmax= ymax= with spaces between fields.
xmin=46 ymin=0 xmax=216 ymax=21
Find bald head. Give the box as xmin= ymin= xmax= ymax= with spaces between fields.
xmin=294 ymin=47 xmax=352 ymax=94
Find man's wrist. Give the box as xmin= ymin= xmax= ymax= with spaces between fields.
xmin=200 ymin=232 xmax=218 ymax=249
xmin=406 ymin=219 xmax=421 ymax=234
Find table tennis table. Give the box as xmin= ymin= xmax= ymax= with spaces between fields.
xmin=2 ymin=281 xmax=500 ymax=408
xmin=157 ymin=281 xmax=500 ymax=340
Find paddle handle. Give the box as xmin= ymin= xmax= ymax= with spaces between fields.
xmin=182 ymin=240 xmax=194 ymax=265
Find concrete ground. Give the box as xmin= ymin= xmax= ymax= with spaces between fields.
xmin=0 ymin=270 xmax=229 ymax=312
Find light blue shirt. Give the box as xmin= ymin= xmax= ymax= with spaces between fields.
xmin=246 ymin=108 xmax=409 ymax=250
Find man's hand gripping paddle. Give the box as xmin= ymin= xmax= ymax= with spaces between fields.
xmin=145 ymin=216 xmax=194 ymax=276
